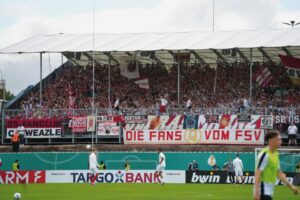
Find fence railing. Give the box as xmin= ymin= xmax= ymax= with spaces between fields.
xmin=3 ymin=106 xmax=300 ymax=119
xmin=1 ymin=106 xmax=299 ymax=145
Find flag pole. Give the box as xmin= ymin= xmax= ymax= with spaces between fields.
xmin=213 ymin=64 xmax=218 ymax=94
xmin=250 ymin=48 xmax=253 ymax=101
xmin=108 ymin=52 xmax=111 ymax=108
xmin=91 ymin=0 xmax=95 ymax=149
xmin=212 ymin=0 xmax=215 ymax=31
xmin=177 ymin=51 xmax=180 ymax=106
xmin=39 ymin=53 xmax=43 ymax=107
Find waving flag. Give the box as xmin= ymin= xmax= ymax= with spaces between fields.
xmin=134 ymin=78 xmax=149 ymax=89
xmin=279 ymin=54 xmax=300 ymax=85
xmin=120 ymin=56 xmax=140 ymax=79
xmin=253 ymin=65 xmax=274 ymax=87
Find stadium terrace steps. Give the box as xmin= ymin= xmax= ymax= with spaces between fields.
xmin=0 ymin=144 xmax=264 ymax=153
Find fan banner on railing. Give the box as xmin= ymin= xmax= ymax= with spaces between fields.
xmin=68 ymin=117 xmax=87 ymax=133
xmin=5 ymin=119 xmax=63 ymax=138
xmin=279 ymin=54 xmax=300 ymax=85
xmin=124 ymin=115 xmax=272 ymax=131
xmin=97 ymin=116 xmax=119 ymax=136
xmin=86 ymin=115 xmax=96 ymax=132
xmin=124 ymin=115 xmax=148 ymax=124
xmin=123 ymin=129 xmax=264 ymax=145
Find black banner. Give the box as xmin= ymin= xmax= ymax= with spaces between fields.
xmin=124 ymin=115 xmax=148 ymax=124
xmin=274 ymin=115 xmax=300 ymax=124
xmin=238 ymin=115 xmax=251 ymax=123
xmin=186 ymin=171 xmax=300 ymax=185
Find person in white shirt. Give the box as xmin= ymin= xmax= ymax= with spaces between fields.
xmin=155 ymin=148 xmax=166 ymax=185
xmin=89 ymin=148 xmax=99 ymax=185
xmin=233 ymin=154 xmax=244 ymax=184
xmin=288 ymin=123 xmax=298 ymax=146
xmin=114 ymin=98 xmax=120 ymax=111
xmin=243 ymin=98 xmax=250 ymax=109
xmin=186 ymin=98 xmax=192 ymax=111
xmin=157 ymin=97 xmax=168 ymax=114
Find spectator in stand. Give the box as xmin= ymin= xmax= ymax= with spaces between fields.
xmin=114 ymin=98 xmax=120 ymax=112
xmin=12 ymin=160 xmax=20 ymax=171
xmin=11 ymin=130 xmax=20 ymax=153
xmin=13 ymin=62 xmax=300 ymax=113
xmin=186 ymin=98 xmax=192 ymax=111
xmin=288 ymin=122 xmax=298 ymax=146
xmin=158 ymin=96 xmax=168 ymax=114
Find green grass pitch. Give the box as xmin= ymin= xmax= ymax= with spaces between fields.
xmin=1 ymin=183 xmax=299 ymax=200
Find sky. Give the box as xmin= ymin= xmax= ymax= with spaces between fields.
xmin=0 ymin=0 xmax=300 ymax=95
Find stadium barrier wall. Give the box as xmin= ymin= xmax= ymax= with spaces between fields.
xmin=1 ymin=152 xmax=297 ymax=173
xmin=0 ymin=152 xmax=255 ymax=171
xmin=1 ymin=170 xmax=299 ymax=185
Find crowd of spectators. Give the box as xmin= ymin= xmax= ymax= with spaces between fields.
xmin=16 ymin=61 xmax=300 ymax=112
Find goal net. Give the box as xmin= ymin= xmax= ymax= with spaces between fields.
xmin=255 ymin=148 xmax=300 ymax=173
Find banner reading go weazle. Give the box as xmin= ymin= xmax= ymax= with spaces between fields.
xmin=6 ymin=118 xmax=63 ymax=138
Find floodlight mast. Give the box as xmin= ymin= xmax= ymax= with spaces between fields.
xmin=91 ymin=0 xmax=95 ymax=149
xmin=283 ymin=20 xmax=300 ymax=28
xmin=212 ymin=0 xmax=215 ymax=31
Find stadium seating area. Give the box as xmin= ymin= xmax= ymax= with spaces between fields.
xmin=15 ymin=62 xmax=300 ymax=112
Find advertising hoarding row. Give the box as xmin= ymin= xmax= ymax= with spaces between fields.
xmin=1 ymin=170 xmax=299 ymax=186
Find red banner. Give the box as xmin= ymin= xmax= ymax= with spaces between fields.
xmin=68 ymin=117 xmax=87 ymax=133
xmin=253 ymin=65 xmax=274 ymax=87
xmin=124 ymin=129 xmax=264 ymax=145
xmin=6 ymin=118 xmax=63 ymax=128
xmin=6 ymin=118 xmax=63 ymax=138
xmin=0 ymin=170 xmax=46 ymax=184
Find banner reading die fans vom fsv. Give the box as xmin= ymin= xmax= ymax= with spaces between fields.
xmin=6 ymin=119 xmax=63 ymax=138
xmin=123 ymin=129 xmax=264 ymax=145
xmin=124 ymin=115 xmax=272 ymax=130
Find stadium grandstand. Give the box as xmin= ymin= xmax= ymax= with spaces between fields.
xmin=0 ymin=29 xmax=299 ymax=146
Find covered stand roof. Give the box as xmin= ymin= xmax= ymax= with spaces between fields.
xmin=1 ymin=29 xmax=300 ymax=65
